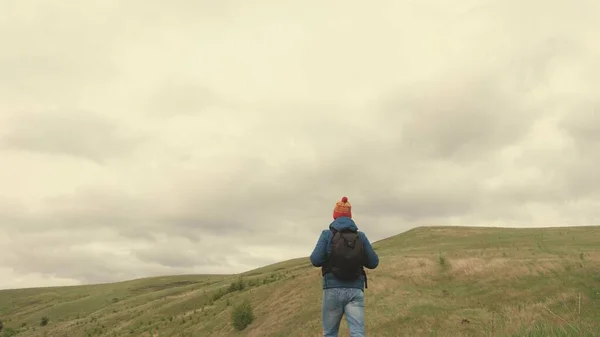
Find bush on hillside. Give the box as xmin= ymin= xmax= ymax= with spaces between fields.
xmin=438 ymin=252 xmax=446 ymax=266
xmin=0 ymin=318 xmax=3 ymax=332
xmin=231 ymin=299 xmax=254 ymax=331
xmin=40 ymin=316 xmax=49 ymax=326
xmin=228 ymin=278 xmax=245 ymax=292
xmin=437 ymin=252 xmax=451 ymax=271
xmin=2 ymin=327 xmax=17 ymax=337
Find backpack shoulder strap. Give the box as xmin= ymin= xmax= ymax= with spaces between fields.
xmin=329 ymin=228 xmax=338 ymax=240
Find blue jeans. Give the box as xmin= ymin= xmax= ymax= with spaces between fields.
xmin=322 ymin=288 xmax=365 ymax=337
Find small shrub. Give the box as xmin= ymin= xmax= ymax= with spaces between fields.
xmin=262 ymin=273 xmax=282 ymax=285
xmin=3 ymin=327 xmax=17 ymax=337
xmin=231 ymin=299 xmax=254 ymax=331
xmin=0 ymin=318 xmax=3 ymax=332
xmin=228 ymin=278 xmax=245 ymax=293
xmin=40 ymin=316 xmax=49 ymax=326
xmin=438 ymin=252 xmax=446 ymax=266
xmin=211 ymin=289 xmax=225 ymax=302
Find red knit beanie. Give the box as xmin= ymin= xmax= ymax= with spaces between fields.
xmin=333 ymin=196 xmax=352 ymax=219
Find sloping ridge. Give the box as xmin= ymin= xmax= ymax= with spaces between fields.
xmin=1 ymin=225 xmax=599 ymax=336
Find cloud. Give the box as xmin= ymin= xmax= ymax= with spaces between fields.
xmin=1 ymin=0 xmax=599 ymax=289
xmin=0 ymin=2 xmax=126 ymax=108
xmin=1 ymin=110 xmax=145 ymax=163
xmin=144 ymin=76 xmax=223 ymax=117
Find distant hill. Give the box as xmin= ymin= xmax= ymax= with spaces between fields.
xmin=1 ymin=226 xmax=599 ymax=336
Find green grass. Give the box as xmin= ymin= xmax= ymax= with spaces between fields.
xmin=1 ymin=226 xmax=600 ymax=336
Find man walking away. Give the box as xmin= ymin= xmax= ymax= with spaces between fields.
xmin=310 ymin=196 xmax=379 ymax=337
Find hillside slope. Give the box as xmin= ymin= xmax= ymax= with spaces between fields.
xmin=1 ymin=226 xmax=600 ymax=337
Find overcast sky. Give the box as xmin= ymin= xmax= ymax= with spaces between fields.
xmin=1 ymin=0 xmax=599 ymax=290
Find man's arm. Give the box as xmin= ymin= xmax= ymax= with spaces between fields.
xmin=310 ymin=230 xmax=329 ymax=267
xmin=360 ymin=232 xmax=379 ymax=269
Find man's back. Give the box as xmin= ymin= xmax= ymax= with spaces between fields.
xmin=309 ymin=197 xmax=379 ymax=337
xmin=310 ymin=216 xmax=379 ymax=290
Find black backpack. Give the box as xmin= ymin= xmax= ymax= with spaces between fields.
xmin=324 ymin=228 xmax=368 ymax=288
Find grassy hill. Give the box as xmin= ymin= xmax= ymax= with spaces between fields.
xmin=1 ymin=226 xmax=600 ymax=337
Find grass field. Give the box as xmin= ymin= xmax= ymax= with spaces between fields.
xmin=1 ymin=226 xmax=600 ymax=336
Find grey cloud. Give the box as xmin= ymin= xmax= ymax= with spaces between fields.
xmin=2 ymin=110 xmax=145 ymax=162
xmin=162 ymin=215 xmax=256 ymax=237
xmin=378 ymin=42 xmax=577 ymax=163
xmin=135 ymin=251 xmax=204 ymax=269
xmin=0 ymin=2 xmax=125 ymax=103
xmin=2 ymin=0 xmax=600 ymax=289
xmin=362 ymin=184 xmax=481 ymax=221
xmin=131 ymin=236 xmax=280 ymax=272
xmin=560 ymin=102 xmax=600 ymax=145
xmin=134 ymin=242 xmax=227 ymax=269
xmin=145 ymin=76 xmax=221 ymax=116
xmin=554 ymin=105 xmax=600 ymax=199
xmin=2 ymin=236 xmax=126 ymax=284
xmin=0 ymin=228 xmax=220 ymax=284
xmin=0 ymin=196 xmax=27 ymax=221
xmin=119 ymin=0 xmax=239 ymax=25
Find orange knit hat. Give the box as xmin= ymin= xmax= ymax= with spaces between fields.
xmin=333 ymin=196 xmax=352 ymax=219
